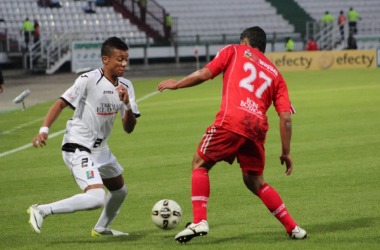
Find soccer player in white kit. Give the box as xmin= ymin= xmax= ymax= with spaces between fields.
xmin=28 ymin=37 xmax=140 ymax=236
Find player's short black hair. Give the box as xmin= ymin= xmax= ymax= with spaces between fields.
xmin=240 ymin=26 xmax=266 ymax=53
xmin=101 ymin=37 xmax=129 ymax=57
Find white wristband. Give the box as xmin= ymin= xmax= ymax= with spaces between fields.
xmin=124 ymin=103 xmax=131 ymax=111
xmin=39 ymin=126 xmax=49 ymax=134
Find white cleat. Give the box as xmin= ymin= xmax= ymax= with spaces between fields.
xmin=175 ymin=220 xmax=209 ymax=243
xmin=91 ymin=228 xmax=129 ymax=237
xmin=290 ymin=226 xmax=307 ymax=239
xmin=27 ymin=204 xmax=47 ymax=234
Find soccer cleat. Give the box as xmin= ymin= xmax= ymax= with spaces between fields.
xmin=290 ymin=226 xmax=307 ymax=239
xmin=175 ymin=220 xmax=209 ymax=243
xmin=27 ymin=204 xmax=47 ymax=234
xmin=91 ymin=228 xmax=129 ymax=237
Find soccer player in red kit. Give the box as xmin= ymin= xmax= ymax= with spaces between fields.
xmin=157 ymin=26 xmax=307 ymax=243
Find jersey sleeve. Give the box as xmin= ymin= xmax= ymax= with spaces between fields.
xmin=60 ymin=75 xmax=88 ymax=110
xmin=120 ymin=80 xmax=141 ymax=119
xmin=273 ymin=74 xmax=292 ymax=115
xmin=205 ymin=45 xmax=234 ymax=79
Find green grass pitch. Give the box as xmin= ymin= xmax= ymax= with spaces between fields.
xmin=0 ymin=68 xmax=379 ymax=249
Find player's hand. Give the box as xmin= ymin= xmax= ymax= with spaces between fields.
xmin=116 ymin=85 xmax=130 ymax=105
xmin=280 ymin=154 xmax=293 ymax=175
xmin=32 ymin=133 xmax=48 ymax=148
xmin=157 ymin=79 xmax=178 ymax=92
xmin=0 ymin=84 xmax=4 ymax=93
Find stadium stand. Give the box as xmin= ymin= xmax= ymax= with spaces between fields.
xmin=0 ymin=0 xmax=148 ymax=45
xmin=265 ymin=0 xmax=313 ymax=35
xmin=294 ymin=0 xmax=380 ymax=23
xmin=294 ymin=0 xmax=380 ymax=50
xmin=1 ymin=0 xmax=378 ymax=73
xmin=154 ymin=0 xmax=296 ymax=43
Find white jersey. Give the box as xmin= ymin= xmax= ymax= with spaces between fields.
xmin=60 ymin=68 xmax=140 ymax=151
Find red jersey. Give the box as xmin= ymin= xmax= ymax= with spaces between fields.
xmin=306 ymin=41 xmax=319 ymax=51
xmin=205 ymin=45 xmax=292 ymax=143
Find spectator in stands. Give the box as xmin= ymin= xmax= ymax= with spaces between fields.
xmin=165 ymin=13 xmax=172 ymax=39
xmin=21 ymin=18 xmax=35 ymax=48
xmin=338 ymin=11 xmax=346 ymax=41
xmin=37 ymin=0 xmax=51 ymax=8
xmin=95 ymin=0 xmax=111 ymax=7
xmin=50 ymin=0 xmax=62 ymax=8
xmin=0 ymin=65 xmax=4 ymax=93
xmin=347 ymin=7 xmax=360 ymax=34
xmin=138 ymin=0 xmax=147 ymax=23
xmin=34 ymin=20 xmax=40 ymax=44
xmin=306 ymin=37 xmax=318 ymax=51
xmin=0 ymin=18 xmax=5 ymax=23
xmin=285 ymin=37 xmax=294 ymax=52
xmin=84 ymin=1 xmax=96 ymax=14
xmin=321 ymin=11 xmax=334 ymax=25
xmin=347 ymin=32 xmax=357 ymax=50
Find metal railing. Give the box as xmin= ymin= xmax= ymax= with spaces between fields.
xmin=111 ymin=0 xmax=175 ymax=41
xmin=306 ymin=21 xmax=346 ymax=50
xmin=306 ymin=20 xmax=380 ymax=51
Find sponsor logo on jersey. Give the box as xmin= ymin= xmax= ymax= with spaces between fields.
xmin=239 ymin=97 xmax=263 ymax=118
xmin=258 ymin=59 xmax=278 ymax=76
xmin=244 ymin=49 xmax=252 ymax=59
xmin=244 ymin=49 xmax=259 ymax=63
xmin=65 ymin=86 xmax=79 ymax=100
xmin=86 ymin=171 xmax=94 ymax=179
xmin=97 ymin=103 xmax=119 ymax=115
xmin=103 ymin=90 xmax=114 ymax=94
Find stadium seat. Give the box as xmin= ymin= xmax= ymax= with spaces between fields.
xmin=2 ymin=0 xmax=148 ymax=45
xmin=155 ymin=0 xmax=296 ymax=41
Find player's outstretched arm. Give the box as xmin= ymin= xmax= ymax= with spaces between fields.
xmin=157 ymin=67 xmax=213 ymax=92
xmin=279 ymin=111 xmax=293 ymax=175
xmin=32 ymin=98 xmax=67 ymax=148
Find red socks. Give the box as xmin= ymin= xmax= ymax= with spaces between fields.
xmin=190 ymin=170 xmax=296 ymax=232
xmin=256 ymin=183 xmax=297 ymax=234
xmin=191 ymin=168 xmax=210 ymax=223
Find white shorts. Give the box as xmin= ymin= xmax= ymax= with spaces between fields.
xmin=62 ymin=148 xmax=124 ymax=190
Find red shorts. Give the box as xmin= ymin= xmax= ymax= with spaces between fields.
xmin=197 ymin=126 xmax=265 ymax=176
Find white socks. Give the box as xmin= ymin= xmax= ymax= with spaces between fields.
xmin=37 ymin=185 xmax=127 ymax=231
xmin=38 ymin=188 xmax=106 ymax=215
xmin=94 ymin=185 xmax=128 ymax=231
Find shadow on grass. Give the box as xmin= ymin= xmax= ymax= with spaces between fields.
xmin=47 ymin=228 xmax=157 ymax=246
xmin=166 ymin=217 xmax=380 ymax=245
xmin=46 ymin=217 xmax=379 ymax=246
xmin=306 ymin=216 xmax=377 ymax=233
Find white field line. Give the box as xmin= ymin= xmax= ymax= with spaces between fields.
xmin=1 ymin=117 xmax=45 ymax=134
xmin=0 ymin=129 xmax=66 ymax=158
xmin=0 ymin=91 xmax=159 ymax=158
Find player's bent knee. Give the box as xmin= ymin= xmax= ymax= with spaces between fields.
xmin=86 ymin=188 xmax=106 ymax=209
xmin=112 ymin=185 xmax=128 ymax=198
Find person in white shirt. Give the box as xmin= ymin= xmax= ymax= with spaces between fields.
xmin=28 ymin=37 xmax=140 ymax=236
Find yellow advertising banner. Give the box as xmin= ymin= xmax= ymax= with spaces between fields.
xmin=266 ymin=50 xmax=377 ymax=71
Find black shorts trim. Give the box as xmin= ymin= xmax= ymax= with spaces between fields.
xmin=62 ymin=143 xmax=91 ymax=153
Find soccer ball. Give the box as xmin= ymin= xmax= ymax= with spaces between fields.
xmin=151 ymin=199 xmax=182 ymax=230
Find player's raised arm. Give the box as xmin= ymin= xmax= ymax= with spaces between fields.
xmin=116 ymin=85 xmax=136 ymax=134
xmin=278 ymin=111 xmax=293 ymax=175
xmin=32 ymin=98 xmax=67 ymax=148
xmin=157 ymin=67 xmax=213 ymax=92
